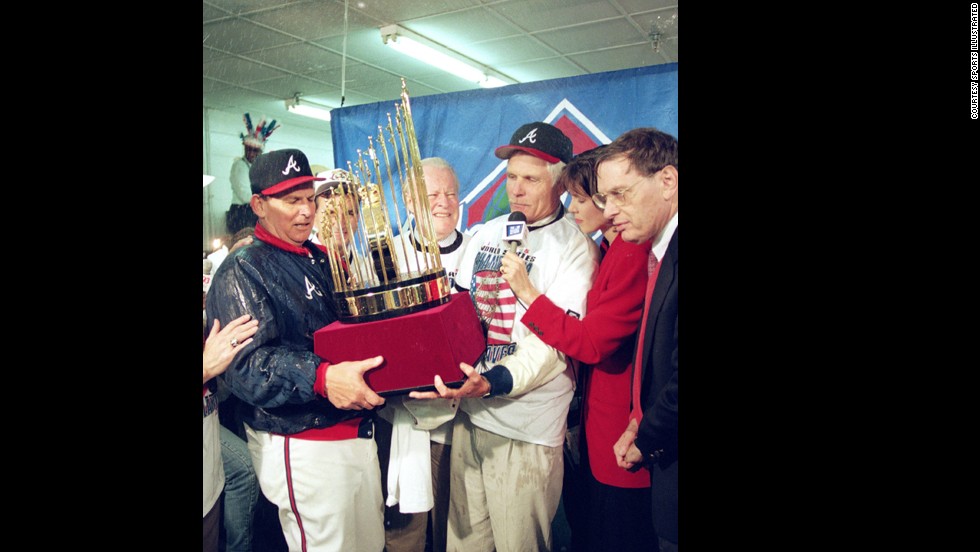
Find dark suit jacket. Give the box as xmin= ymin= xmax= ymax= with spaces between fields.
xmin=633 ymin=228 xmax=678 ymax=543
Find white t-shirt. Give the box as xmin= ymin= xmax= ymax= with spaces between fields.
xmin=390 ymin=229 xmax=471 ymax=283
xmin=203 ymin=383 xmax=224 ymax=517
xmin=455 ymin=208 xmax=598 ymax=447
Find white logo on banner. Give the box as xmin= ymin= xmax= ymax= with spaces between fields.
xmin=518 ymin=128 xmax=538 ymax=144
xmin=282 ymin=155 xmax=301 ymax=175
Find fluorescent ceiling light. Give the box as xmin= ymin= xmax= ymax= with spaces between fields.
xmin=381 ymin=24 xmax=511 ymax=88
xmin=285 ymin=97 xmax=332 ymax=122
xmin=479 ymin=76 xmax=509 ymax=89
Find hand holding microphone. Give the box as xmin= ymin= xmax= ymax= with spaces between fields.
xmin=499 ymin=212 xmax=540 ymax=304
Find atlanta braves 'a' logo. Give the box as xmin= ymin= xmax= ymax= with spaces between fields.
xmin=304 ymin=276 xmax=323 ymax=300
xmin=282 ymin=155 xmax=302 ymax=175
xmin=518 ymin=127 xmax=538 ymax=144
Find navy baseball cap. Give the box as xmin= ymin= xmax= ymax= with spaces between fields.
xmin=250 ymin=148 xmax=324 ymax=196
xmin=494 ymin=122 xmax=573 ymax=164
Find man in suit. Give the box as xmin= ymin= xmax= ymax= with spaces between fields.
xmin=593 ymin=128 xmax=678 ymax=552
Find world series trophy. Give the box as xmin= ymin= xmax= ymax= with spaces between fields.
xmin=313 ymin=79 xmax=486 ymax=395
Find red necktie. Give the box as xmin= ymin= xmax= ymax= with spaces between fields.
xmin=630 ymin=250 xmax=662 ymax=422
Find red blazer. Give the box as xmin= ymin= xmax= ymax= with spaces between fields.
xmin=521 ymin=235 xmax=650 ymax=488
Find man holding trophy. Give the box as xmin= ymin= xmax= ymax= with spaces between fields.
xmin=205 ymin=148 xmax=387 ymax=552
xmin=377 ymin=157 xmax=473 ymax=552
xmin=411 ymin=122 xmax=600 ymax=552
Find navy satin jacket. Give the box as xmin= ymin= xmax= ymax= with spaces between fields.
xmin=205 ymin=232 xmax=368 ymax=435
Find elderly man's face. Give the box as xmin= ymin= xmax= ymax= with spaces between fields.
xmin=407 ymin=165 xmax=460 ymax=240
xmin=505 ymin=153 xmax=561 ymax=225
xmin=596 ymin=155 xmax=677 ymax=244
xmin=253 ymin=185 xmax=316 ymax=246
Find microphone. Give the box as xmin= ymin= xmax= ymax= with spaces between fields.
xmin=502 ymin=211 xmax=528 ymax=254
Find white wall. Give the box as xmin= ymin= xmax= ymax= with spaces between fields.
xmin=202 ymin=107 xmax=334 ymax=250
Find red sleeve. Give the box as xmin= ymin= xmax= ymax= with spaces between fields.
xmin=314 ymin=361 xmax=331 ymax=397
xmin=521 ymin=240 xmax=649 ymax=364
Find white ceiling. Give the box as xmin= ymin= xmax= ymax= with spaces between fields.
xmin=204 ymin=0 xmax=678 ymax=132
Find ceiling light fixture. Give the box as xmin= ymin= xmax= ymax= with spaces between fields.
xmin=649 ymin=11 xmax=678 ymax=53
xmin=285 ymin=95 xmax=332 ymax=122
xmin=380 ymin=24 xmax=513 ymax=89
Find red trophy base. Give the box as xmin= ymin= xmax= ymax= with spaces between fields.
xmin=314 ymin=293 xmax=486 ymax=395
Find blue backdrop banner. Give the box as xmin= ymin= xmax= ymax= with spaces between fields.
xmin=330 ymin=63 xmax=677 ymax=234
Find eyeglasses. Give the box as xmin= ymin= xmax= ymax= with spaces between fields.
xmin=591 ymin=167 xmax=665 ymax=209
xmin=592 ymin=180 xmax=642 ymax=210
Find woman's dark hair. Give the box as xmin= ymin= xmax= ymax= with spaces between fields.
xmin=556 ymin=144 xmax=608 ymax=197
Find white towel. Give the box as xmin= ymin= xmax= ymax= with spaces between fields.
xmin=384 ymin=399 xmax=434 ymax=513
xmin=402 ymin=397 xmax=459 ymax=430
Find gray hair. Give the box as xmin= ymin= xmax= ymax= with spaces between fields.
xmin=545 ymin=160 xmax=566 ymax=187
xmin=420 ymin=157 xmax=461 ymax=193
xmin=504 ymin=151 xmax=566 ymax=188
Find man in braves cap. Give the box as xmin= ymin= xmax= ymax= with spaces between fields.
xmin=243 ymin=148 xmax=326 ymax=246
xmin=491 ymin=121 xmax=573 ymax=224
xmin=409 ymin=122 xmax=600 ymax=551
xmin=206 ymin=147 xmax=388 ymax=551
